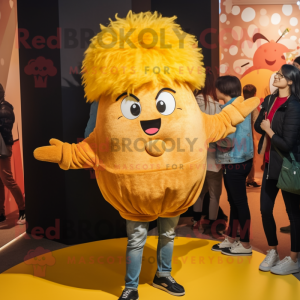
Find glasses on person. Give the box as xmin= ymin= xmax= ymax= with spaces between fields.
xmin=274 ymin=72 xmax=285 ymax=79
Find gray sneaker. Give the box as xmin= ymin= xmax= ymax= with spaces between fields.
xmin=270 ymin=256 xmax=299 ymax=275
xmin=259 ymin=249 xmax=280 ymax=271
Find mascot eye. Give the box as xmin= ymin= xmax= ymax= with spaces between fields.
xmin=121 ymin=96 xmax=142 ymax=120
xmin=156 ymin=92 xmax=176 ymax=115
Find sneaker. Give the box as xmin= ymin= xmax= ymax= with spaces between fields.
xmin=211 ymin=236 xmax=238 ymax=252
xmin=17 ymin=210 xmax=26 ymax=225
xmin=280 ymin=225 xmax=290 ymax=233
xmin=118 ymin=288 xmax=139 ymax=300
xmin=270 ymin=256 xmax=300 ymax=275
xmin=152 ymin=275 xmax=185 ymax=296
xmin=0 ymin=214 xmax=6 ymax=223
xmin=259 ymin=249 xmax=280 ymax=271
xmin=221 ymin=241 xmax=252 ymax=256
xmin=246 ymin=181 xmax=261 ymax=188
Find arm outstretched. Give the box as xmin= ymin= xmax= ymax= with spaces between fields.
xmin=33 ymin=131 xmax=97 ymax=170
xmin=204 ymin=96 xmax=260 ymax=143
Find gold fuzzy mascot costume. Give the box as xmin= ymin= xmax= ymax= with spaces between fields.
xmin=34 ymin=11 xmax=259 ymax=299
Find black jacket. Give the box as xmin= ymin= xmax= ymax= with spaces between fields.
xmin=0 ymin=98 xmax=15 ymax=145
xmin=254 ymin=93 xmax=300 ymax=180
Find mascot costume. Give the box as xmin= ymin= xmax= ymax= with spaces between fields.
xmin=34 ymin=11 xmax=259 ymax=299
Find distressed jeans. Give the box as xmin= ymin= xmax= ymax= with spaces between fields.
xmin=125 ymin=215 xmax=180 ymax=289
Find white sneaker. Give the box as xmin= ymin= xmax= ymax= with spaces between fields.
xmin=259 ymin=249 xmax=280 ymax=271
xmin=221 ymin=241 xmax=252 ymax=256
xmin=17 ymin=212 xmax=26 ymax=225
xmin=270 ymin=256 xmax=300 ymax=275
xmin=211 ymin=236 xmax=238 ymax=252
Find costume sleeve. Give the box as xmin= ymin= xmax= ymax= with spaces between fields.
xmin=33 ymin=131 xmax=97 ymax=170
xmin=203 ymin=96 xmax=260 ymax=143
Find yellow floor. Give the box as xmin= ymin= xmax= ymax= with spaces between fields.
xmin=1 ymin=237 xmax=299 ymax=300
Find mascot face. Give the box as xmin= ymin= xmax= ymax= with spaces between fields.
xmin=96 ymin=82 xmax=205 ymax=169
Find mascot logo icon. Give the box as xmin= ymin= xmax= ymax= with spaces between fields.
xmin=24 ymin=56 xmax=57 ymax=88
xmin=24 ymin=246 xmax=56 ymax=277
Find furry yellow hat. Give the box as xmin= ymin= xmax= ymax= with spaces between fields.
xmin=82 ymin=11 xmax=205 ymax=102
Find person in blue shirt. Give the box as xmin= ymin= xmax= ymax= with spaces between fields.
xmin=84 ymin=101 xmax=99 ymax=138
xmin=211 ymin=75 xmax=254 ymax=257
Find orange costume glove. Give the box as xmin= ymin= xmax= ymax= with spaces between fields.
xmin=33 ymin=132 xmax=97 ymax=170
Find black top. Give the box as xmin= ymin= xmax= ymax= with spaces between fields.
xmin=254 ymin=93 xmax=300 ymax=180
xmin=0 ymin=87 xmax=15 ymax=146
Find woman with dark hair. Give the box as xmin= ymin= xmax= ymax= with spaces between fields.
xmin=192 ymin=72 xmax=231 ymax=235
xmin=211 ymin=75 xmax=254 ymax=256
xmin=255 ymin=64 xmax=300 ymax=275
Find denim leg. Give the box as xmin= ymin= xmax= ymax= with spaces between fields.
xmin=156 ymin=215 xmax=180 ymax=277
xmin=125 ymin=220 xmax=149 ymax=289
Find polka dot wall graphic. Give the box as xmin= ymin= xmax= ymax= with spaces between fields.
xmin=229 ymin=45 xmax=238 ymax=55
xmin=282 ymin=5 xmax=293 ymax=16
xmin=290 ymin=17 xmax=298 ymax=27
xmin=241 ymin=7 xmax=256 ymax=22
xmin=278 ymin=38 xmax=297 ymax=50
xmin=223 ymin=36 xmax=227 ymax=40
xmin=220 ymin=64 xmax=229 ymax=74
xmin=219 ymin=0 xmax=300 ymax=85
xmin=232 ymin=6 xmax=240 ymax=15
xmin=247 ymin=24 xmax=258 ymax=38
xmin=220 ymin=14 xmax=227 ymax=23
xmin=232 ymin=26 xmax=243 ymax=41
xmin=260 ymin=9 xmax=267 ymax=16
xmin=226 ymin=21 xmax=230 ymax=25
xmin=0 ymin=59 xmax=4 ymax=66
xmin=271 ymin=13 xmax=281 ymax=25
xmin=259 ymin=15 xmax=269 ymax=27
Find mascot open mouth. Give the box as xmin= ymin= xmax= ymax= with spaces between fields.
xmin=265 ymin=59 xmax=276 ymax=66
xmin=140 ymin=118 xmax=161 ymax=135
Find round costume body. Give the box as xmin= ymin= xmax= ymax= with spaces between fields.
xmin=94 ymin=84 xmax=207 ymax=221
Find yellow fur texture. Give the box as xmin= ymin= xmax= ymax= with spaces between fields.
xmin=82 ymin=11 xmax=205 ymax=101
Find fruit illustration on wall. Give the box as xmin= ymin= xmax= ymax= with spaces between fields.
xmin=243 ymin=33 xmax=289 ymax=76
xmin=241 ymin=32 xmax=290 ymax=102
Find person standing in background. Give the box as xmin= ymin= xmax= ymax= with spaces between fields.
xmin=0 ymin=83 xmax=25 ymax=225
xmin=243 ymin=84 xmax=261 ymax=188
xmin=255 ymin=65 xmax=300 ymax=275
xmin=212 ymin=76 xmax=254 ymax=256
xmin=192 ymin=71 xmax=232 ymax=236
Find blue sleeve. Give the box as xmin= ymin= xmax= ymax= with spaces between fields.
xmin=84 ymin=101 xmax=99 ymax=138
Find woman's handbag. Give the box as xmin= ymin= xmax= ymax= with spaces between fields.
xmin=275 ymin=147 xmax=300 ymax=195
xmin=0 ymin=132 xmax=12 ymax=158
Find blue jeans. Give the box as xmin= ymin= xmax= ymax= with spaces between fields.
xmin=125 ymin=216 xmax=180 ymax=289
